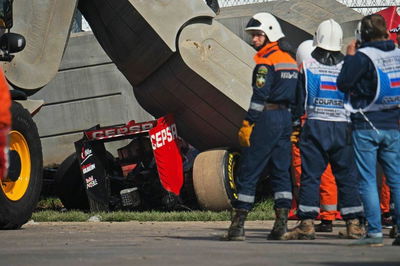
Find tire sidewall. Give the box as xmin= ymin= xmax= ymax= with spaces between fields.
xmin=0 ymin=102 xmax=43 ymax=229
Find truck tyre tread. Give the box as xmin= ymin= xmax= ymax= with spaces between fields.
xmin=0 ymin=102 xmax=43 ymax=229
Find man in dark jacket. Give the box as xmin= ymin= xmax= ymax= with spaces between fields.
xmin=337 ymin=14 xmax=400 ymax=247
xmin=221 ymin=12 xmax=298 ymax=241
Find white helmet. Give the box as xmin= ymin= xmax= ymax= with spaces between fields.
xmin=313 ymin=19 xmax=343 ymax=51
xmin=296 ymin=40 xmax=315 ymax=67
xmin=245 ymin=12 xmax=285 ymax=42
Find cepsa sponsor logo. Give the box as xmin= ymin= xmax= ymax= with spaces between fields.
xmin=86 ymin=121 xmax=155 ymax=140
xmin=82 ymin=163 xmax=96 ymax=174
xmin=150 ymin=124 xmax=178 ymax=150
xmin=85 ymin=176 xmax=98 ymax=189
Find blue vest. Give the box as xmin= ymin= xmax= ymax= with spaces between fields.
xmin=345 ymin=47 xmax=400 ymax=112
xmin=303 ymin=58 xmax=349 ymax=122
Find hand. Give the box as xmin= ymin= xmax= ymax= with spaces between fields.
xmin=290 ymin=125 xmax=301 ymax=145
xmin=346 ymin=40 xmax=358 ymax=56
xmin=238 ymin=120 xmax=254 ymax=147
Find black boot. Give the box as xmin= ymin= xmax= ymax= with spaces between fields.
xmin=220 ymin=209 xmax=248 ymax=241
xmin=315 ymin=220 xmax=333 ymax=232
xmin=206 ymin=0 xmax=220 ymax=15
xmin=268 ymin=208 xmax=289 ymax=240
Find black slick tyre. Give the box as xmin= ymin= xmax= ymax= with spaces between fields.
xmin=55 ymin=153 xmax=89 ymax=211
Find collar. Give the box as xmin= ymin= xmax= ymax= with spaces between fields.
xmin=255 ymin=42 xmax=279 ymax=58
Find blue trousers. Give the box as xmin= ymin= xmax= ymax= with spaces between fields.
xmin=352 ymin=129 xmax=400 ymax=238
xmin=232 ymin=109 xmax=293 ymax=211
xmin=297 ymin=120 xmax=363 ymax=220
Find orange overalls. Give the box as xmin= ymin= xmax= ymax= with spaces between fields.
xmin=380 ymin=175 xmax=391 ymax=214
xmin=0 ymin=68 xmax=11 ymax=179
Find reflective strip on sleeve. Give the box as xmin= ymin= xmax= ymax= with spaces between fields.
xmin=340 ymin=206 xmax=364 ymax=215
xmin=299 ymin=204 xmax=320 ymax=213
xmin=238 ymin=193 xmax=255 ymax=203
xmin=250 ymin=102 xmax=264 ymax=112
xmin=274 ymin=191 xmax=292 ymax=200
xmin=320 ymin=204 xmax=337 ymax=211
xmin=274 ymin=63 xmax=298 ymax=71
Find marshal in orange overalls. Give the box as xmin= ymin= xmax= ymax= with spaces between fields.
xmin=0 ymin=68 xmax=11 ymax=179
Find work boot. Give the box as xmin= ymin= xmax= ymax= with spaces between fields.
xmin=338 ymin=218 xmax=365 ymax=239
xmin=220 ymin=209 xmax=248 ymax=241
xmin=283 ymin=219 xmax=315 ymax=240
xmin=267 ymin=208 xmax=289 ymax=240
xmin=315 ymin=220 xmax=333 ymax=232
xmin=390 ymin=225 xmax=398 ymax=239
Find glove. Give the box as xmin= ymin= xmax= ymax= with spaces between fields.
xmin=290 ymin=125 xmax=301 ymax=145
xmin=238 ymin=120 xmax=254 ymax=147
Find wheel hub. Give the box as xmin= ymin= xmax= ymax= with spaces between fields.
xmin=7 ymin=150 xmax=21 ymax=182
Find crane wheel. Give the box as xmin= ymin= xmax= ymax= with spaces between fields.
xmin=0 ymin=102 xmax=43 ymax=229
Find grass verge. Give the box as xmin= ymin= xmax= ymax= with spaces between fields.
xmin=32 ymin=198 xmax=275 ymax=222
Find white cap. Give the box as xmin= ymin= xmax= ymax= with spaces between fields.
xmin=296 ymin=40 xmax=315 ymax=67
xmin=313 ymin=19 xmax=343 ymax=51
xmin=245 ymin=12 xmax=285 ymax=42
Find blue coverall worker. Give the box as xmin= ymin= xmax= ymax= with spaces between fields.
xmin=221 ymin=12 xmax=298 ymax=241
xmin=292 ymin=40 xmax=340 ymax=233
xmin=337 ymin=14 xmax=400 ymax=247
xmin=284 ymin=19 xmax=364 ymax=241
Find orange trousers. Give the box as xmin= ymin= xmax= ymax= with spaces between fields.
xmin=380 ymin=174 xmax=391 ymax=214
xmin=0 ymin=68 xmax=11 ymax=179
xmin=292 ymin=144 xmax=339 ymax=220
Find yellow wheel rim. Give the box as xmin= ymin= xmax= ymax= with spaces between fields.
xmin=1 ymin=130 xmax=31 ymax=201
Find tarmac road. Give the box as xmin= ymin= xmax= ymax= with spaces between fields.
xmin=2 ymin=220 xmax=399 ymax=266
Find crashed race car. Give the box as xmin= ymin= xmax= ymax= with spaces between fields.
xmin=55 ymin=114 xmax=202 ymax=212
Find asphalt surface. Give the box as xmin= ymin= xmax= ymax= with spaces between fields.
xmin=2 ymin=220 xmax=400 ymax=266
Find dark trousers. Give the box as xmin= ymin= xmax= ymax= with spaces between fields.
xmin=297 ymin=120 xmax=363 ymax=220
xmin=233 ymin=109 xmax=293 ymax=211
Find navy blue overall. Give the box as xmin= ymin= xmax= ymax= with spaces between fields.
xmin=233 ymin=41 xmax=298 ymax=211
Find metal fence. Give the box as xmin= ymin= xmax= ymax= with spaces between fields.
xmin=218 ymin=0 xmax=399 ymax=15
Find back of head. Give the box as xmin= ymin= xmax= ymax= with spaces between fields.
xmin=296 ymin=40 xmax=315 ymax=66
xmin=313 ymin=19 xmax=343 ymax=52
xmin=245 ymin=12 xmax=285 ymax=42
xmin=360 ymin=14 xmax=389 ymax=42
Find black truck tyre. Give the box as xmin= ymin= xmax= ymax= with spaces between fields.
xmin=55 ymin=153 xmax=89 ymax=211
xmin=0 ymin=102 xmax=43 ymax=229
xmin=192 ymin=149 xmax=238 ymax=211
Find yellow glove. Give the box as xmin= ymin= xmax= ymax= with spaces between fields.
xmin=290 ymin=126 xmax=301 ymax=145
xmin=238 ymin=120 xmax=254 ymax=147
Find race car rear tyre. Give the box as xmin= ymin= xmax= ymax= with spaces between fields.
xmin=0 ymin=102 xmax=43 ymax=229
xmin=192 ymin=149 xmax=238 ymax=211
xmin=55 ymin=153 xmax=89 ymax=211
